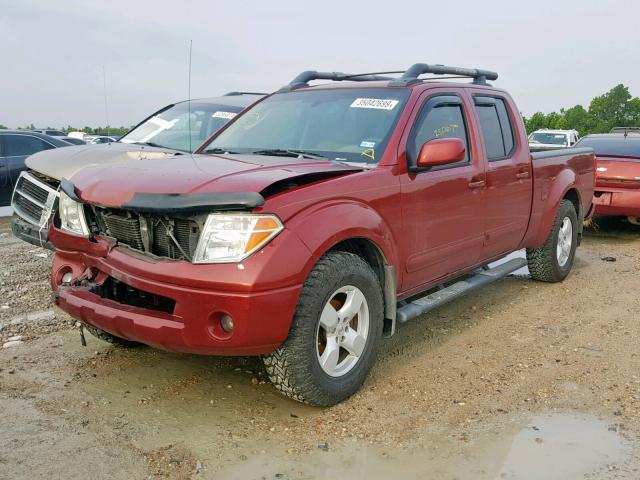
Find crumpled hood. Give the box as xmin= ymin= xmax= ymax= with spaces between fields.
xmin=70 ymin=153 xmax=363 ymax=208
xmin=26 ymin=142 xmax=181 ymax=180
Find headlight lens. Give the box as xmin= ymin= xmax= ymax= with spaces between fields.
xmin=59 ymin=192 xmax=90 ymax=237
xmin=193 ymin=214 xmax=283 ymax=263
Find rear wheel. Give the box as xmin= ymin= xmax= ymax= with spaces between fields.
xmin=527 ymin=199 xmax=578 ymax=282
xmin=263 ymin=251 xmax=383 ymax=406
xmin=85 ymin=324 xmax=141 ymax=348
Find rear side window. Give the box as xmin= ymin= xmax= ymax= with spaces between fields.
xmin=475 ymin=96 xmax=515 ymax=161
xmin=409 ymin=95 xmax=470 ymax=168
xmin=4 ymin=135 xmax=54 ymax=156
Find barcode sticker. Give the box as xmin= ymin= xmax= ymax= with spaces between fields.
xmin=212 ymin=111 xmax=237 ymax=119
xmin=350 ymin=98 xmax=399 ymax=110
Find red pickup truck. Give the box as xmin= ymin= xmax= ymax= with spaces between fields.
xmin=49 ymin=64 xmax=595 ymax=406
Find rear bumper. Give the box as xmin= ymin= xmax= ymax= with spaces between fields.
xmin=50 ymin=226 xmax=310 ymax=356
xmin=11 ymin=215 xmax=54 ymax=250
xmin=593 ymin=188 xmax=640 ymax=217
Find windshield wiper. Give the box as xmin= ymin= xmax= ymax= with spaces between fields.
xmin=251 ymin=149 xmax=328 ymax=160
xmin=204 ymin=147 xmax=242 ymax=154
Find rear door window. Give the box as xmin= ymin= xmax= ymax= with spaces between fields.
xmin=475 ymin=96 xmax=515 ymax=161
xmin=409 ymin=95 xmax=470 ymax=168
xmin=5 ymin=135 xmax=55 ymax=156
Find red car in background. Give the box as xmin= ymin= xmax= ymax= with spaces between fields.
xmin=575 ymin=132 xmax=640 ymax=224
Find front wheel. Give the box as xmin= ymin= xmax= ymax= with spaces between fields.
xmin=263 ymin=251 xmax=384 ymax=406
xmin=526 ymin=199 xmax=578 ymax=282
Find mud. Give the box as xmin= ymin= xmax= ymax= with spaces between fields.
xmin=1 ymin=216 xmax=639 ymax=479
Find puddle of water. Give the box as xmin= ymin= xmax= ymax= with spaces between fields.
xmin=216 ymin=413 xmax=629 ymax=480
xmin=496 ymin=413 xmax=627 ymax=480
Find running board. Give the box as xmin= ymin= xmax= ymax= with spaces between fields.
xmin=396 ymin=258 xmax=527 ymax=323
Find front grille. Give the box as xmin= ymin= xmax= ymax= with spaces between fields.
xmin=92 ymin=208 xmax=200 ymax=261
xmin=12 ymin=173 xmax=58 ymax=226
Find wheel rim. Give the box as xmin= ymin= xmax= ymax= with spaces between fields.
xmin=316 ymin=285 xmax=370 ymax=377
xmin=556 ymin=216 xmax=573 ymax=267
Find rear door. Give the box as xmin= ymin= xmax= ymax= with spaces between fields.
xmin=472 ymin=94 xmax=532 ymax=259
xmin=399 ymin=90 xmax=486 ymax=292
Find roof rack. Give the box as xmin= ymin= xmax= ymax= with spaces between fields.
xmin=279 ymin=63 xmax=498 ymax=91
xmin=224 ymin=91 xmax=268 ymax=96
xmin=391 ymin=63 xmax=498 ymax=86
xmin=610 ymin=127 xmax=640 ymax=134
xmin=279 ymin=71 xmax=399 ymax=92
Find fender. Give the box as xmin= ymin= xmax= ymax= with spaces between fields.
xmin=526 ymin=167 xmax=579 ymax=247
xmin=287 ymin=199 xmax=400 ymax=278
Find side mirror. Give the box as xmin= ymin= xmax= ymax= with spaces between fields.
xmin=415 ymin=138 xmax=466 ymax=169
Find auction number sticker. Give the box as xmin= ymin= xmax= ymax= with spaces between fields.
xmin=350 ymin=98 xmax=399 ymax=110
xmin=212 ymin=111 xmax=237 ymax=119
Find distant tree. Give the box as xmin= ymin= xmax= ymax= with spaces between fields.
xmin=524 ymin=84 xmax=640 ymax=136
xmin=0 ymin=124 xmax=7 ymax=130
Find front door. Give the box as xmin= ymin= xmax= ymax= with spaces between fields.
xmin=472 ymin=94 xmax=533 ymax=259
xmin=399 ymin=91 xmax=486 ymax=293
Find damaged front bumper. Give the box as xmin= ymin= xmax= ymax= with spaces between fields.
xmin=49 ymin=225 xmax=309 ymax=356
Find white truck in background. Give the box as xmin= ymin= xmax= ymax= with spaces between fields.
xmin=528 ymin=129 xmax=580 ymax=151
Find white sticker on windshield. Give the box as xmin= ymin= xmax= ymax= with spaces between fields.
xmin=360 ymin=140 xmax=376 ymax=148
xmin=350 ymin=98 xmax=399 ymax=110
xmin=212 ymin=111 xmax=237 ymax=119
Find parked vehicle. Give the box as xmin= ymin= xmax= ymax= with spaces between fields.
xmin=11 ymin=93 xmax=264 ymax=248
xmin=49 ymin=64 xmax=595 ymax=406
xmin=610 ymin=127 xmax=640 ymax=134
xmin=575 ymin=132 xmax=640 ymax=224
xmin=31 ymin=129 xmax=67 ymax=137
xmin=0 ymin=131 xmax=71 ymax=206
xmin=83 ymin=135 xmax=115 ymax=144
xmin=528 ymin=129 xmax=580 ymax=151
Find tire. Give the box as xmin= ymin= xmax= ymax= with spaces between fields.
xmin=263 ymin=251 xmax=384 ymax=406
xmin=85 ymin=324 xmax=141 ymax=348
xmin=526 ymin=199 xmax=578 ymax=283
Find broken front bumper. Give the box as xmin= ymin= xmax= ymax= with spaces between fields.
xmin=50 ymin=226 xmax=309 ymax=356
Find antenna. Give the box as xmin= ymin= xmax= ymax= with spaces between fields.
xmin=187 ymin=40 xmax=193 ymax=154
xmin=102 ymin=65 xmax=110 ymax=138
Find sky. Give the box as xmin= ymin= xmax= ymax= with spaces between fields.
xmin=1 ymin=0 xmax=639 ymax=128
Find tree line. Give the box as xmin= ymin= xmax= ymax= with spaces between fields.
xmin=524 ymin=84 xmax=640 ymax=135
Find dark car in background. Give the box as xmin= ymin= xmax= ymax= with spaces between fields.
xmin=11 ymin=92 xmax=264 ymax=247
xmin=0 ymin=131 xmax=71 ymax=206
xmin=575 ymin=132 xmax=640 ymax=224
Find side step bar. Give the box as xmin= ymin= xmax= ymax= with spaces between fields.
xmin=396 ymin=258 xmax=527 ymax=323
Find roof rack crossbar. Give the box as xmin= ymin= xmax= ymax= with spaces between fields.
xmin=280 ymin=63 xmax=499 ymax=92
xmin=392 ymin=63 xmax=498 ymax=86
xmin=279 ymin=71 xmax=396 ymax=92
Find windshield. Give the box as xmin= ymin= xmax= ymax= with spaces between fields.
xmin=202 ymin=88 xmax=410 ymax=164
xmin=575 ymin=136 xmax=640 ymax=158
xmin=529 ymin=132 xmax=568 ymax=146
xmin=121 ymin=101 xmax=244 ymax=152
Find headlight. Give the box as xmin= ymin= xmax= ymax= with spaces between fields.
xmin=193 ymin=214 xmax=283 ymax=263
xmin=59 ymin=192 xmax=90 ymax=237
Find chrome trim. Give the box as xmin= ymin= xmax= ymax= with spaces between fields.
xmin=11 ymin=171 xmax=59 ymax=227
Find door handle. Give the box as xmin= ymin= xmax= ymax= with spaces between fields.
xmin=516 ymin=171 xmax=530 ymax=179
xmin=468 ymin=180 xmax=486 ymax=189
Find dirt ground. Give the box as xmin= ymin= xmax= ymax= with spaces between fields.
xmin=1 ymin=216 xmax=639 ymax=479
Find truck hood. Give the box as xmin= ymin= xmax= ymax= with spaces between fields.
xmin=26 ymin=142 xmax=181 ymax=181
xmin=70 ymin=153 xmax=363 ymax=208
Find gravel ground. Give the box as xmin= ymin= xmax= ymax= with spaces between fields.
xmin=0 ymin=216 xmax=639 ymax=479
